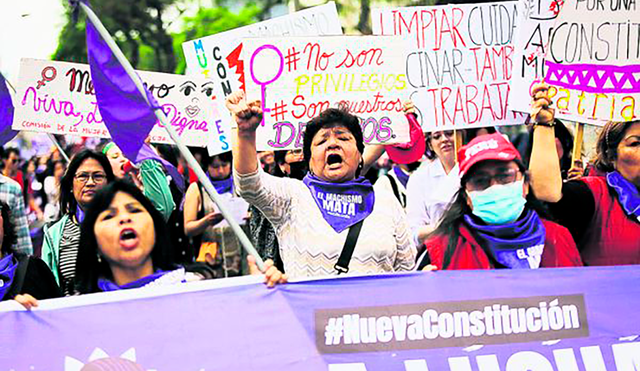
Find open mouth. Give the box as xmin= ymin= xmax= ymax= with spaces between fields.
xmin=185 ymin=105 xmax=201 ymax=117
xmin=326 ymin=153 xmax=343 ymax=167
xmin=119 ymin=228 xmax=139 ymax=250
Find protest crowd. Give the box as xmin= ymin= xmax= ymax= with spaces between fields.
xmin=0 ymin=0 xmax=638 ymax=329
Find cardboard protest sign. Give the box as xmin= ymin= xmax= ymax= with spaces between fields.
xmin=182 ymin=2 xmax=342 ymax=97
xmin=13 ymin=58 xmax=231 ymax=154
xmin=372 ymin=2 xmax=528 ymax=132
xmin=509 ymin=0 xmax=564 ymax=116
xmin=242 ymin=36 xmax=412 ymax=150
xmin=541 ymin=0 xmax=639 ymax=123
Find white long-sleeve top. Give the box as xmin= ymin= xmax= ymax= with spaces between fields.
xmin=234 ymin=168 xmax=416 ymax=278
xmin=406 ymin=159 xmax=461 ymax=246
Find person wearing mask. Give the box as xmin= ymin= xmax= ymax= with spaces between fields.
xmin=228 ymin=91 xmax=415 ymax=284
xmin=75 ymin=180 xmax=213 ymax=293
xmin=417 ymin=133 xmax=582 ymax=270
xmin=42 ymin=150 xmax=115 ymax=296
xmin=0 ymin=201 xmax=61 ymax=310
xmin=528 ymin=83 xmax=640 ymax=265
xmin=101 ymin=142 xmax=175 ymax=221
xmin=406 ymin=129 xmax=460 ymax=247
xmin=183 ymin=151 xmax=248 ymax=278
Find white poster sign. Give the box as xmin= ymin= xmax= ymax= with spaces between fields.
xmin=541 ymin=0 xmax=640 ymax=123
xmin=13 ymin=59 xmax=231 ymax=154
xmin=373 ymin=2 xmax=528 ymax=132
xmin=243 ymin=36 xmax=412 ymax=150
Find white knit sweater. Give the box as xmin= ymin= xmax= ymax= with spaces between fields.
xmin=235 ymin=168 xmax=416 ymax=279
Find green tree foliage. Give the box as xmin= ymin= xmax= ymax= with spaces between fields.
xmin=53 ymin=0 xmax=178 ymax=73
xmin=171 ymin=4 xmax=261 ymax=74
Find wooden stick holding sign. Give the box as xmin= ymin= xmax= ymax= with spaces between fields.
xmin=570 ymin=122 xmax=585 ymax=175
xmin=79 ymin=2 xmax=265 ymax=271
xmin=454 ymin=130 xmax=464 ymax=163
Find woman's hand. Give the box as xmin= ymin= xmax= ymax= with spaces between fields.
xmin=203 ymin=212 xmax=224 ymax=227
xmin=226 ymin=91 xmax=263 ymax=135
xmin=530 ymin=83 xmax=555 ymax=124
xmin=567 ymin=160 xmax=585 ymax=181
xmin=14 ymin=294 xmax=38 ymax=310
xmin=403 ymin=100 xmax=416 ymax=117
xmin=421 ymin=265 xmax=438 ymax=272
xmin=248 ymin=255 xmax=288 ymax=288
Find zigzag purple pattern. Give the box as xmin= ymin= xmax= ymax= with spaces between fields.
xmin=545 ymin=61 xmax=640 ymax=94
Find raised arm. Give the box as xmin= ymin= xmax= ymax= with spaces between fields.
xmin=528 ymin=83 xmax=563 ymax=202
xmin=227 ymin=91 xmax=262 ymax=175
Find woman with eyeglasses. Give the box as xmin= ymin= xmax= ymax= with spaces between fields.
xmin=42 ymin=150 xmax=115 ymax=295
xmin=416 ymin=133 xmax=582 ymax=271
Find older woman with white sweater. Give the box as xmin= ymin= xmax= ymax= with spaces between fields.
xmin=227 ymin=92 xmax=416 ymax=284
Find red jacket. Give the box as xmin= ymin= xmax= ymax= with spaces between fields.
xmin=579 ymin=177 xmax=640 ymax=266
xmin=426 ymin=219 xmax=583 ymax=270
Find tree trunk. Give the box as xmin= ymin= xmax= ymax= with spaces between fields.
xmin=357 ymin=0 xmax=372 ymax=35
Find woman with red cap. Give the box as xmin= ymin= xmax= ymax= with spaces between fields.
xmin=417 ymin=133 xmax=582 ymax=271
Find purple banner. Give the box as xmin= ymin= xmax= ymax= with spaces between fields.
xmin=1 ymin=266 xmax=640 ymax=370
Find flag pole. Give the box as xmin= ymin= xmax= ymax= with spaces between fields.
xmin=47 ymin=134 xmax=71 ymax=163
xmin=79 ymin=2 xmax=265 ymax=271
xmin=4 ymin=78 xmax=71 ymax=163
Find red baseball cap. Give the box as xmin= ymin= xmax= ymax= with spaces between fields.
xmin=386 ymin=114 xmax=426 ymax=164
xmin=458 ymin=133 xmax=521 ymax=178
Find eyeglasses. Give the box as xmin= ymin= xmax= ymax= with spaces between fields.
xmin=74 ymin=172 xmax=107 ymax=184
xmin=466 ymin=168 xmax=521 ymax=191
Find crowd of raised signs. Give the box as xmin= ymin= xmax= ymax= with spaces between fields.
xmin=1 ymin=0 xmax=639 ymax=308
xmin=1 ymin=82 xmax=638 ymax=309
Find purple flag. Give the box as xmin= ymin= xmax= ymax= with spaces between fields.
xmin=0 ymin=73 xmax=18 ymax=147
xmin=85 ymin=8 xmax=159 ymax=161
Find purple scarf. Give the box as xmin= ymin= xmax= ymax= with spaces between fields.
xmin=393 ymin=166 xmax=410 ymax=188
xmin=76 ymin=207 xmax=85 ymax=224
xmin=303 ymin=174 xmax=375 ymax=233
xmin=209 ymin=176 xmax=233 ymax=195
xmin=0 ymin=254 xmax=17 ymax=300
xmin=0 ymin=73 xmax=18 ymax=147
xmin=98 ymin=268 xmax=186 ymax=292
xmin=607 ymin=171 xmax=640 ymax=222
xmin=464 ymin=209 xmax=546 ymax=269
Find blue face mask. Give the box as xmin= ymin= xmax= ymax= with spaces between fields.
xmin=467 ymin=180 xmax=526 ymax=225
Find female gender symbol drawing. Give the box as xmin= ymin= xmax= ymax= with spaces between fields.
xmin=37 ymin=66 xmax=57 ymax=89
xmin=249 ymin=44 xmax=284 ymax=125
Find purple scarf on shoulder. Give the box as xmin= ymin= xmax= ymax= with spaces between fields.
xmin=303 ymin=174 xmax=375 ymax=233
xmin=607 ymin=171 xmax=640 ymax=222
xmin=464 ymin=209 xmax=546 ymax=269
